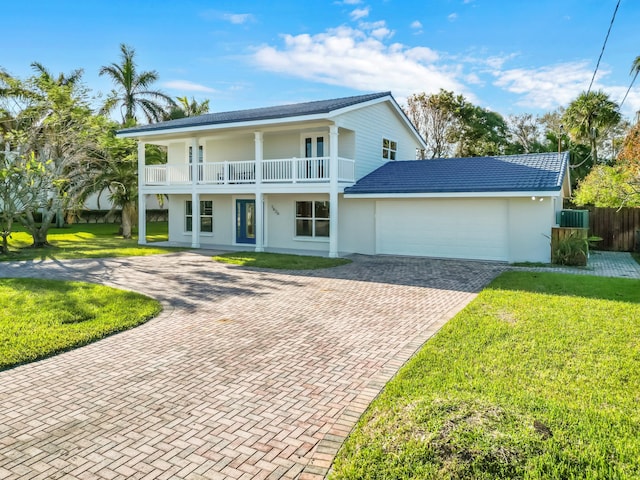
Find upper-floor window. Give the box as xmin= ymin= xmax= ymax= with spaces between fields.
xmin=188 ymin=145 xmax=203 ymax=163
xmin=382 ymin=138 xmax=397 ymax=160
xmin=302 ymin=134 xmax=327 ymax=158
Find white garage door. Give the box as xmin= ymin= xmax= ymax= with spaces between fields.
xmin=376 ymin=198 xmax=509 ymax=261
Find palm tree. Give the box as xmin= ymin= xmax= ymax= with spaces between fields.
xmin=562 ymin=91 xmax=621 ymax=165
xmin=165 ymin=96 xmax=210 ymax=120
xmin=31 ymin=62 xmax=83 ymax=88
xmin=99 ymin=44 xmax=175 ymax=125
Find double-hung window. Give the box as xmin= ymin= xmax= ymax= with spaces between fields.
xmin=185 ymin=200 xmax=213 ymax=233
xmin=382 ymin=138 xmax=397 ymax=160
xmin=295 ymin=201 xmax=329 ymax=238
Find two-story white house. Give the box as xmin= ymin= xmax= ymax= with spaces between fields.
xmin=117 ymin=92 xmax=425 ymax=258
xmin=118 ymin=92 xmax=570 ymax=263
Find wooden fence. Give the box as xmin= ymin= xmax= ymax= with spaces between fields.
xmin=586 ymin=207 xmax=640 ymax=252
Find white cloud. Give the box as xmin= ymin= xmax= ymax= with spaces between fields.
xmin=484 ymin=53 xmax=518 ymax=70
xmin=410 ymin=20 xmax=423 ymax=29
xmin=342 ymin=0 xmax=361 ymax=4
xmin=448 ymin=13 xmax=458 ymax=22
xmin=492 ymin=61 xmax=601 ymax=109
xmin=252 ymin=26 xmax=469 ymax=103
xmin=200 ymin=10 xmax=255 ymax=24
xmin=163 ymin=80 xmax=217 ymax=93
xmin=223 ymin=13 xmax=254 ymax=24
xmin=465 ymin=73 xmax=482 ymax=85
xmin=350 ymin=7 xmax=370 ymax=20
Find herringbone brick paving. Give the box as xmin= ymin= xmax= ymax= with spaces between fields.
xmin=0 ymin=252 xmax=505 ymax=479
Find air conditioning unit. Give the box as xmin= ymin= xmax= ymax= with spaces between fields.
xmin=557 ymin=209 xmax=589 ymax=228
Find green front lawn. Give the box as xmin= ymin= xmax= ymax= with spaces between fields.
xmin=213 ymin=251 xmax=351 ymax=269
xmin=1 ymin=222 xmax=179 ymax=261
xmin=330 ymin=272 xmax=640 ymax=479
xmin=0 ymin=278 xmax=161 ymax=370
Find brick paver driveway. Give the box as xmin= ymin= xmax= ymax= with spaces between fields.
xmin=0 ymin=252 xmax=504 ymax=479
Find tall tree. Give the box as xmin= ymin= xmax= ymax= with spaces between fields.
xmin=404 ymin=90 xmax=460 ymax=158
xmin=99 ymin=44 xmax=175 ymax=125
xmin=0 ymin=66 xmax=99 ymax=246
xmin=562 ymin=90 xmax=621 ymax=166
xmin=450 ymin=103 xmax=509 ymax=157
xmin=70 ymin=117 xmax=167 ymax=239
xmin=165 ymin=96 xmax=210 ymax=120
xmin=506 ymin=113 xmax=543 ymax=154
xmin=404 ymin=90 xmax=509 ymax=158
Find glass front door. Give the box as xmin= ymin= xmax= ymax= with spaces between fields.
xmin=236 ymin=199 xmax=256 ymax=244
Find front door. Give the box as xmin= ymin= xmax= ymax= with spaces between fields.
xmin=236 ymin=199 xmax=256 ymax=244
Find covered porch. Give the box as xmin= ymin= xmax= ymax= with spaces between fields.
xmin=138 ymin=191 xmax=343 ymax=258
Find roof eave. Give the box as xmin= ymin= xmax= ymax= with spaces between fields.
xmin=344 ymin=189 xmax=563 ymax=199
xmin=117 ymin=112 xmax=332 ymax=139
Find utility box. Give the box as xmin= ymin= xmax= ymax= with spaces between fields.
xmin=557 ymin=209 xmax=589 ymax=228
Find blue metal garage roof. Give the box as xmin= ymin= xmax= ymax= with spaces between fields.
xmin=344 ymin=152 xmax=569 ymax=194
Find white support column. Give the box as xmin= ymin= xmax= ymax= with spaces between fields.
xmin=255 ymin=192 xmax=264 ymax=252
xmin=190 ymin=137 xmax=200 ymax=248
xmin=254 ymin=131 xmax=263 ymax=184
xmin=255 ymin=132 xmax=265 ymax=252
xmin=329 ymin=125 xmax=339 ymax=258
xmin=137 ymin=141 xmax=147 ymax=245
xmin=191 ymin=192 xmax=200 ymax=248
xmin=190 ymin=137 xmax=199 ymax=185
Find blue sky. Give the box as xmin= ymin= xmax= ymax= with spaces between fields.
xmin=3 ymin=0 xmax=639 ymax=120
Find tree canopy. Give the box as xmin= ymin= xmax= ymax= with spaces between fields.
xmin=99 ymin=44 xmax=175 ymax=126
xmin=404 ymin=90 xmax=510 ymax=158
xmin=562 ymin=90 xmax=621 ymax=166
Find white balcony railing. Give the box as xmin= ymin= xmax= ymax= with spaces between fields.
xmin=144 ymin=157 xmax=356 ymax=186
xmin=145 ymin=164 xmax=191 ymax=185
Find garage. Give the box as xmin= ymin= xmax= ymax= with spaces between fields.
xmin=375 ymin=198 xmax=510 ymax=261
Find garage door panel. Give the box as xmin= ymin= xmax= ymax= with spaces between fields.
xmin=376 ymin=199 xmax=508 ymax=261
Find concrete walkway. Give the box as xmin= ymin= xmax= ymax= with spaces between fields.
xmin=0 ymin=253 xmax=505 ymax=480
xmin=513 ymin=250 xmax=640 ymax=279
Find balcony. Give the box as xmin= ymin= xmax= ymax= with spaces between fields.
xmin=144 ymin=157 xmax=356 ymax=186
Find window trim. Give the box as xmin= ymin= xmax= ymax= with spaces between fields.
xmin=185 ymin=199 xmax=214 ymax=234
xmin=294 ymin=200 xmax=330 ymax=240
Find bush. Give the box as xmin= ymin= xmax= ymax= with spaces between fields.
xmin=552 ymin=234 xmax=601 ymax=266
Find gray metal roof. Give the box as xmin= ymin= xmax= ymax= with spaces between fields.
xmin=344 ymin=152 xmax=569 ymax=195
xmin=118 ymin=91 xmax=392 ymax=135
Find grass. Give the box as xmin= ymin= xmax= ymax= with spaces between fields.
xmin=0 ymin=222 xmax=180 ymax=262
xmin=0 ymin=278 xmax=161 ymax=370
xmin=212 ymin=251 xmax=352 ymax=270
xmin=330 ymin=272 xmax=640 ymax=480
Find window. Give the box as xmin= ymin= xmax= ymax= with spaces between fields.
xmin=295 ymin=201 xmax=329 ymax=238
xmin=382 ymin=138 xmax=397 ymax=160
xmin=185 ymin=200 xmax=213 ymax=233
xmin=302 ymin=134 xmax=327 ymax=158
xmin=188 ymin=145 xmax=203 ymax=163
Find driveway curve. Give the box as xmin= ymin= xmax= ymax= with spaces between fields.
xmin=0 ymin=252 xmax=505 ymax=479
